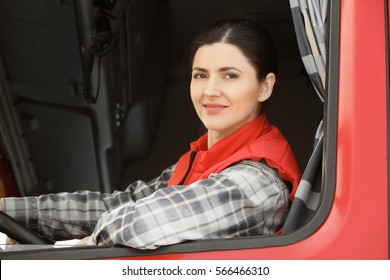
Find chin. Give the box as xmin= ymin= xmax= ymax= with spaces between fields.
xmin=203 ymin=122 xmax=233 ymax=134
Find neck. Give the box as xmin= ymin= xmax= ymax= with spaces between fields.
xmin=206 ymin=115 xmax=262 ymax=149
xmin=207 ymin=130 xmax=228 ymax=149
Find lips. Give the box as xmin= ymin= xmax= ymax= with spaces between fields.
xmin=203 ymin=103 xmax=228 ymax=114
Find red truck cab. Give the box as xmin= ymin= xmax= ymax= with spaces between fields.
xmin=0 ymin=0 xmax=388 ymax=259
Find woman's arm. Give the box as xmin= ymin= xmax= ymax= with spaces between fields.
xmin=89 ymin=161 xmax=290 ymax=249
xmin=0 ymin=165 xmax=174 ymax=241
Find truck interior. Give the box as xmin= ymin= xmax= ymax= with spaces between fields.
xmin=0 ymin=0 xmax=328 ymax=258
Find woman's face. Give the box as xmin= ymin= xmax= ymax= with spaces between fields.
xmin=190 ymin=42 xmax=273 ymax=145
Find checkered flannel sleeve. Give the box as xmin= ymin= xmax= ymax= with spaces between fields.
xmin=1 ymin=165 xmax=174 ymax=241
xmin=89 ymin=161 xmax=290 ymax=249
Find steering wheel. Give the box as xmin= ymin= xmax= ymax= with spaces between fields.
xmin=0 ymin=211 xmax=50 ymax=245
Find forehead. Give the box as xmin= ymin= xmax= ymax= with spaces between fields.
xmin=192 ymin=43 xmax=253 ymax=69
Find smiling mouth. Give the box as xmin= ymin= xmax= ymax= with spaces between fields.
xmin=203 ymin=104 xmax=228 ymax=114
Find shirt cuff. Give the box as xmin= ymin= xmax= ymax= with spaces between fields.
xmin=88 ymin=234 xmax=97 ymax=245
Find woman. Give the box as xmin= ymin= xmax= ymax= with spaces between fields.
xmin=0 ymin=19 xmax=301 ymax=249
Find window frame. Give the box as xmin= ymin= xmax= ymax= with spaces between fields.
xmin=385 ymin=0 xmax=390 ymax=260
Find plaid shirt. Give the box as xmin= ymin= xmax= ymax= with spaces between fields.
xmin=2 ymin=160 xmax=290 ymax=250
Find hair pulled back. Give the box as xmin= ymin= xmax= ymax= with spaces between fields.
xmin=190 ymin=19 xmax=278 ymax=81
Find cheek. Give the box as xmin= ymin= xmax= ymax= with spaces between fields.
xmin=190 ymin=82 xmax=202 ymax=104
xmin=228 ymin=83 xmax=261 ymax=105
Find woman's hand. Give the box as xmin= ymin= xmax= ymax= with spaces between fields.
xmin=77 ymin=236 xmax=91 ymax=245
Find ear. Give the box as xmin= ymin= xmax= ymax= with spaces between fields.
xmin=257 ymin=73 xmax=276 ymax=102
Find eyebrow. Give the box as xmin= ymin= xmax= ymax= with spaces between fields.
xmin=192 ymin=66 xmax=243 ymax=73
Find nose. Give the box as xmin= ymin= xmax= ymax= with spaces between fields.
xmin=203 ymin=78 xmax=221 ymax=96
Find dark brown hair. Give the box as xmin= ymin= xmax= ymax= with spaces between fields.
xmin=190 ymin=19 xmax=278 ymax=81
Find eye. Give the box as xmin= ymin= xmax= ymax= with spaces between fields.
xmin=224 ymin=73 xmax=238 ymax=79
xmin=193 ymin=73 xmax=207 ymax=79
